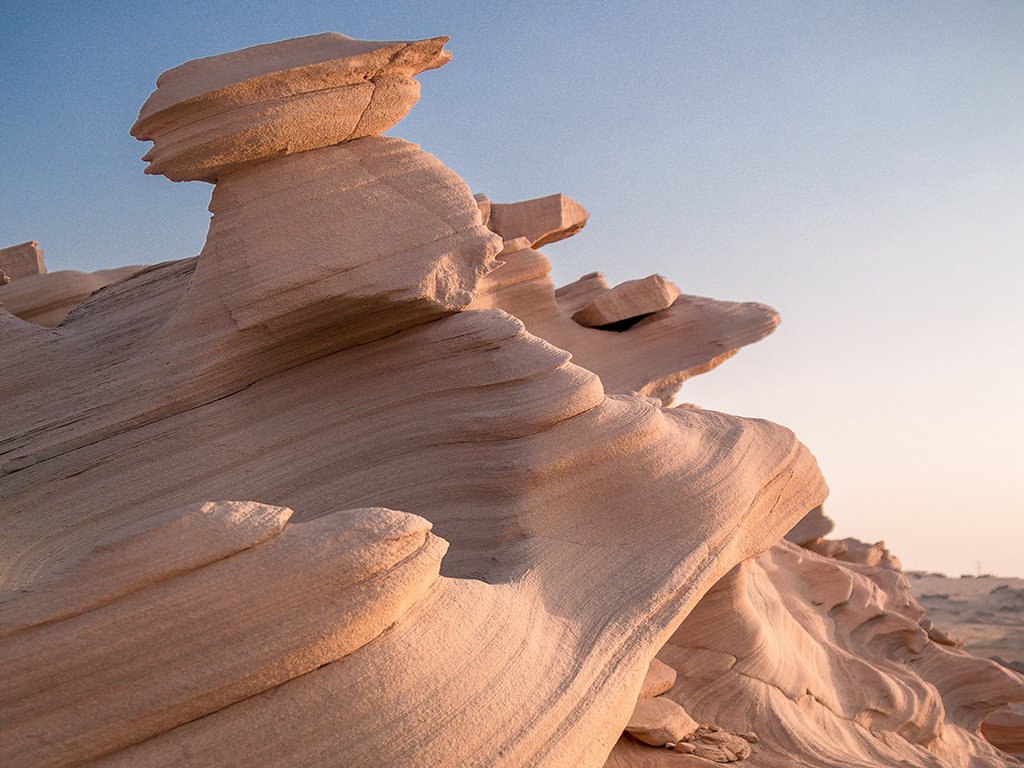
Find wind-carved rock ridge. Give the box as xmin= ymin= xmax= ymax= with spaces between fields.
xmin=614 ymin=510 xmax=1024 ymax=767
xmin=0 ymin=30 xmax=1012 ymax=768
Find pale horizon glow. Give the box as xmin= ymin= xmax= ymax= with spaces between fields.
xmin=2 ymin=1 xmax=1022 ymax=576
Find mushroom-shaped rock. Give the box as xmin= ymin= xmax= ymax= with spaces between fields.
xmin=483 ymin=192 xmax=589 ymax=247
xmin=0 ymin=241 xmax=46 ymax=279
xmin=132 ymin=33 xmax=451 ymax=182
xmin=572 ymin=274 xmax=681 ymax=329
xmin=1 ymin=32 xmax=836 ymax=768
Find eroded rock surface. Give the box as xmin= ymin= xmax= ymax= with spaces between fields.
xmin=0 ymin=264 xmax=141 ymax=326
xmin=634 ymin=541 xmax=1024 ymax=767
xmin=1 ymin=29 xmax=1016 ymax=768
xmin=0 ymin=31 xmax=826 ymax=768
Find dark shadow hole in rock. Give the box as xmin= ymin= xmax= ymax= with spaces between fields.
xmin=585 ymin=312 xmax=655 ymax=332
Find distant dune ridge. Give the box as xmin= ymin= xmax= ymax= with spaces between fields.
xmin=1 ymin=32 xmax=1021 ymax=767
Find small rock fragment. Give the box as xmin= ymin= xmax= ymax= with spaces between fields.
xmin=639 ymin=657 xmax=677 ymax=699
xmin=625 ymin=697 xmax=699 ymax=747
xmin=572 ymin=274 xmax=680 ymax=328
xmin=484 ymin=193 xmax=589 ymax=247
xmin=0 ymin=241 xmax=46 ymax=280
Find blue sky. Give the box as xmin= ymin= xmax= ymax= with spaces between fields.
xmin=2 ymin=1 xmax=1022 ymax=576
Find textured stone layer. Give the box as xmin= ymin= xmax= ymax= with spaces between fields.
xmin=132 ymin=33 xmax=451 ymax=182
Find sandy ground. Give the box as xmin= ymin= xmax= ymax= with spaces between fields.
xmin=909 ymin=573 xmax=1024 ymax=676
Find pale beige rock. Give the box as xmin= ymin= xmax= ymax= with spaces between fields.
xmin=0 ymin=32 xmax=828 ymax=768
xmin=808 ymin=535 xmax=902 ymax=570
xmin=0 ymin=502 xmax=444 ymax=768
xmin=6 ymin=28 xmax=1013 ymax=768
xmin=783 ymin=504 xmax=834 ymax=546
xmin=639 ymin=658 xmax=677 ymax=699
xmin=606 ymin=725 xmax=755 ymax=766
xmin=470 ymin=241 xmax=779 ymax=404
xmin=572 ymin=275 xmax=681 ymax=328
xmin=10 ymin=29 xmax=1013 ymax=768
xmin=0 ymin=500 xmax=291 ymax=636
xmin=635 ymin=541 xmax=1024 ymax=767
xmin=0 ymin=266 xmax=141 ymax=326
xmin=0 ymin=240 xmax=46 ymax=278
xmin=483 ymin=192 xmax=589 ymax=247
xmin=625 ymin=697 xmax=698 ymax=746
xmin=132 ymin=33 xmax=451 ymax=182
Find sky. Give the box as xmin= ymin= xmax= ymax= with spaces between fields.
xmin=2 ymin=1 xmax=1022 ymax=577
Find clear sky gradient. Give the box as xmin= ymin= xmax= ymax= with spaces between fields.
xmin=2 ymin=1 xmax=1022 ymax=576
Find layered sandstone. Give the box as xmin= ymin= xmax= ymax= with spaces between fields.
xmin=0 ymin=240 xmax=46 ymax=279
xmin=1 ymin=31 xmax=1018 ymax=768
xmin=0 ymin=263 xmax=141 ymax=326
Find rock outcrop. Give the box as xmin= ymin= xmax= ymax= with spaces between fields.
xmin=0 ymin=263 xmax=141 ymax=326
xmin=0 ymin=240 xmax=46 ymax=279
xmin=627 ymin=540 xmax=1024 ymax=766
xmin=0 ymin=32 xmax=827 ymax=768
xmin=0 ymin=30 xmax=1018 ymax=768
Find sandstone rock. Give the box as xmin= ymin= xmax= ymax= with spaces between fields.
xmin=981 ymin=708 xmax=1024 ymax=756
xmin=639 ymin=658 xmax=677 ymax=699
xmin=572 ymin=275 xmax=681 ymax=329
xmin=807 ymin=536 xmax=903 ymax=570
xmin=636 ymin=541 xmax=1024 ymax=767
xmin=3 ymin=28 xmax=1014 ymax=768
xmin=483 ymin=192 xmax=589 ymax=247
xmin=0 ymin=266 xmax=141 ymax=326
xmin=0 ymin=240 xmax=46 ymax=278
xmin=0 ymin=31 xmax=827 ymax=768
xmin=681 ymin=727 xmax=753 ymax=762
xmin=470 ymin=241 xmax=780 ymax=404
xmin=0 ymin=502 xmax=443 ymax=768
xmin=783 ymin=504 xmax=834 ymax=546
xmin=625 ymin=697 xmax=698 ymax=746
xmin=132 ymin=33 xmax=451 ymax=182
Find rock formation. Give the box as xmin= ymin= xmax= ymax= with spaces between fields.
xmin=0 ymin=261 xmax=141 ymax=326
xmin=0 ymin=240 xmax=46 ymax=279
xmin=1 ymin=31 xmax=1020 ymax=768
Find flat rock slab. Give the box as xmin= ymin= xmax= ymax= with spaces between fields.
xmin=0 ymin=241 xmax=46 ymax=280
xmin=483 ymin=193 xmax=589 ymax=248
xmin=572 ymin=275 xmax=680 ymax=328
xmin=639 ymin=658 xmax=677 ymax=699
xmin=625 ymin=696 xmax=698 ymax=746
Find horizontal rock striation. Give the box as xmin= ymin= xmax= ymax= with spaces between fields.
xmin=132 ymin=33 xmax=451 ymax=182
